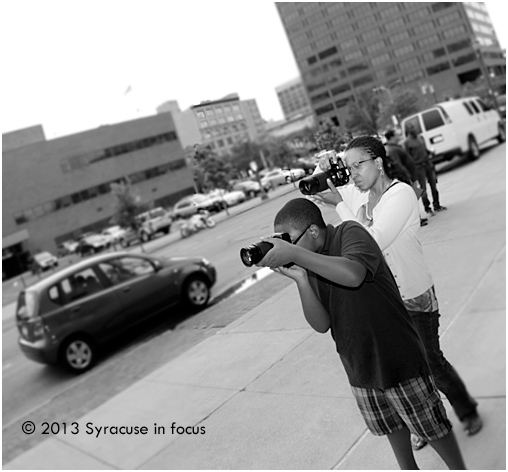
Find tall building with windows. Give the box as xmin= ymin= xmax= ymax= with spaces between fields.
xmin=2 ymin=114 xmax=194 ymax=275
xmin=158 ymin=94 xmax=266 ymax=157
xmin=275 ymin=77 xmax=313 ymax=120
xmin=276 ymin=2 xmax=506 ymax=129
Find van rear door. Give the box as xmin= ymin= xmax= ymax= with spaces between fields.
xmin=420 ymin=108 xmax=457 ymax=157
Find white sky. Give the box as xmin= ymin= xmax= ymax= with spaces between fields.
xmin=2 ymin=1 xmax=507 ymax=139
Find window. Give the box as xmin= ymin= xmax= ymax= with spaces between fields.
xmin=362 ymin=28 xmax=381 ymax=42
xmin=390 ymin=31 xmax=410 ymax=44
xmin=403 ymin=116 xmax=422 ymax=135
xmin=418 ymin=35 xmax=440 ymax=49
xmin=217 ymin=139 xmax=225 ymax=147
xmin=196 ymin=111 xmax=205 ymax=119
xmin=348 ymin=61 xmax=369 ymax=75
xmin=318 ymin=46 xmax=338 ymax=60
xmin=385 ymin=17 xmax=405 ymax=30
xmin=215 ymin=107 xmax=223 ymax=114
xmin=399 ymin=57 xmax=420 ymax=70
xmin=62 ymin=268 xmax=104 ymax=302
xmin=413 ymin=22 xmax=435 ymax=36
xmin=452 ymin=53 xmax=476 ymax=67
xmin=366 ymin=42 xmax=384 ymax=54
xmin=310 ymin=91 xmax=330 ymax=104
xmin=469 ymin=100 xmax=480 ymax=114
xmin=331 ymin=83 xmax=351 ymax=96
xmin=371 ymin=53 xmax=391 ymax=66
xmin=380 ymin=4 xmax=400 ymax=18
xmin=352 ymin=75 xmax=373 ymax=87
xmin=99 ymin=257 xmax=154 ymax=286
xmin=48 ymin=286 xmax=62 ymax=305
xmin=315 ymin=103 xmax=335 ymax=115
xmin=427 ymin=61 xmax=451 ymax=75
xmin=442 ymin=25 xmax=466 ymax=39
xmin=422 ymin=110 xmax=445 ymax=131
xmin=344 ymin=50 xmax=362 ymax=62
xmin=437 ymin=11 xmax=461 ymax=25
xmin=341 ymin=37 xmax=358 ymax=51
xmin=394 ymin=44 xmax=415 ymax=57
xmin=205 ymin=109 xmax=214 ymax=117
xmin=431 ymin=3 xmax=453 ymax=13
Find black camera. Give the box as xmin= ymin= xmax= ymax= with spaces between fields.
xmin=299 ymin=151 xmax=350 ymax=195
xmin=240 ymin=232 xmax=294 ymax=268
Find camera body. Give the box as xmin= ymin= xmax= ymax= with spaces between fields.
xmin=240 ymin=232 xmax=293 ymax=268
xmin=299 ymin=150 xmax=350 ymax=196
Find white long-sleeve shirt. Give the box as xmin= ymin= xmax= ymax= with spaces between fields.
xmin=335 ymin=181 xmax=433 ymax=300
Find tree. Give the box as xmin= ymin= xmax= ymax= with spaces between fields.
xmin=346 ymin=89 xmax=381 ymax=135
xmin=193 ymin=144 xmax=234 ymax=192
xmin=110 ymin=178 xmax=150 ymax=231
xmin=378 ymin=88 xmax=421 ymax=129
xmin=313 ymin=120 xmax=346 ymax=152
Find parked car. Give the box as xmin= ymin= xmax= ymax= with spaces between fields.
xmin=32 ymin=252 xmax=59 ymax=272
xmin=401 ymin=96 xmax=505 ymax=163
xmin=296 ymin=157 xmax=318 ymax=175
xmin=76 ymin=233 xmax=110 ymax=257
xmin=195 ymin=192 xmax=228 ymax=213
xmin=207 ymin=188 xmax=247 ymax=207
xmin=118 ymin=228 xmax=140 ymax=248
xmin=172 ymin=194 xmax=205 ymax=219
xmin=136 ymin=207 xmax=173 ymax=242
xmin=101 ymin=226 xmax=126 ymax=245
xmin=232 ymin=180 xmax=262 ymax=198
xmin=15 ymin=252 xmax=217 ymax=373
xmin=260 ymin=168 xmax=305 ymax=189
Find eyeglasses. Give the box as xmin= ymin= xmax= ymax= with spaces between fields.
xmin=292 ymin=224 xmax=311 ymax=245
xmin=345 ymin=158 xmax=374 ymax=174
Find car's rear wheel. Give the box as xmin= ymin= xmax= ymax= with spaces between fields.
xmin=61 ymin=336 xmax=95 ymax=374
xmin=497 ymin=122 xmax=506 ymax=143
xmin=248 ymin=190 xmax=256 ymax=198
xmin=183 ymin=275 xmax=210 ymax=310
xmin=467 ymin=136 xmax=480 ymax=161
xmin=140 ymin=232 xmax=151 ymax=243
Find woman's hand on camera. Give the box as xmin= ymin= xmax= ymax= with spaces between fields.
xmin=310 ymin=179 xmax=343 ymax=207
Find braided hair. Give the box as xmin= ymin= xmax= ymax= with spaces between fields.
xmin=345 ymin=135 xmax=412 ymax=186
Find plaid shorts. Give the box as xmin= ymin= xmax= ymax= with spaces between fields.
xmin=351 ymin=375 xmax=452 ymax=441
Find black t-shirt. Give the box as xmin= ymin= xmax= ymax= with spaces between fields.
xmin=307 ymin=222 xmax=429 ymax=389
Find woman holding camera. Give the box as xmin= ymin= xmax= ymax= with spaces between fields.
xmin=311 ymin=135 xmax=481 ymax=450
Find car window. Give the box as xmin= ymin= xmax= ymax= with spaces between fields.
xmin=422 ymin=109 xmax=445 ymax=131
xmin=463 ymin=102 xmax=473 ymax=115
xmin=61 ymin=268 xmax=104 ymax=302
xmin=99 ymin=257 xmax=154 ymax=285
xmin=403 ymin=116 xmax=422 ymax=135
xmin=469 ymin=100 xmax=480 ymax=114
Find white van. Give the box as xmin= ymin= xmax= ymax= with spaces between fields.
xmin=401 ymin=96 xmax=505 ymax=163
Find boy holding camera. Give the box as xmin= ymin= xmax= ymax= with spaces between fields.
xmin=257 ymin=198 xmax=465 ymax=470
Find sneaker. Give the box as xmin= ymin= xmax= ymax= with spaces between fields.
xmin=434 ymin=205 xmax=447 ymax=212
xmin=426 ymin=208 xmax=435 ymax=217
xmin=420 ymin=218 xmax=428 ymax=227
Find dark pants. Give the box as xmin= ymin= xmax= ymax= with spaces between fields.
xmin=416 ymin=163 xmax=440 ymax=211
xmin=408 ymin=310 xmax=478 ymax=421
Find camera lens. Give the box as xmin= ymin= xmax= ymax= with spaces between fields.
xmin=239 ymin=242 xmax=272 ymax=267
xmin=299 ymin=173 xmax=328 ymax=195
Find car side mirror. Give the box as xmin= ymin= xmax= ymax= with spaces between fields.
xmin=153 ymin=260 xmax=162 ymax=272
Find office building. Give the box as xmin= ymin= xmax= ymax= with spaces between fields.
xmin=275 ymin=77 xmax=314 ymax=120
xmin=276 ymin=2 xmax=506 ymax=129
xmin=157 ymin=94 xmax=266 ymax=157
xmin=2 ymin=114 xmax=194 ymax=276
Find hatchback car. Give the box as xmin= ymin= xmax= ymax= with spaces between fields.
xmin=16 ymin=252 xmax=216 ymax=373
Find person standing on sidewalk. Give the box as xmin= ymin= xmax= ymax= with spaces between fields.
xmin=257 ymin=198 xmax=466 ymax=470
xmin=404 ymin=123 xmax=447 ymax=216
xmin=311 ymin=136 xmax=481 ymax=450
xmin=384 ymin=129 xmax=428 ymax=227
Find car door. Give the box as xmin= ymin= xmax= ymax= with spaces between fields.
xmin=43 ymin=266 xmax=126 ymax=343
xmin=97 ymin=255 xmax=178 ymax=326
xmin=476 ymin=98 xmax=498 ymax=140
xmin=420 ymin=108 xmax=456 ymax=156
xmin=467 ymin=99 xmax=489 ymax=143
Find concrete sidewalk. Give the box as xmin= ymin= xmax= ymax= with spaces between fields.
xmin=4 ymin=151 xmax=506 ymax=469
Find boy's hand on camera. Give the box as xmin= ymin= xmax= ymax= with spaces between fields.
xmin=256 ymin=237 xmax=295 ymax=269
xmin=272 ymin=265 xmax=307 ymax=281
